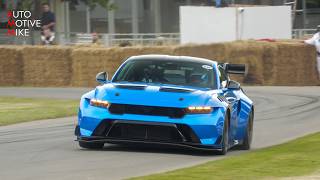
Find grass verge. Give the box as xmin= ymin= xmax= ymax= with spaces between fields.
xmin=131 ymin=132 xmax=320 ymax=180
xmin=0 ymin=96 xmax=79 ymax=126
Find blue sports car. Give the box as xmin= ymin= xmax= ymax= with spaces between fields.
xmin=75 ymin=55 xmax=254 ymax=155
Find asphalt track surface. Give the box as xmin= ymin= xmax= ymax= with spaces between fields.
xmin=0 ymin=86 xmax=320 ymax=180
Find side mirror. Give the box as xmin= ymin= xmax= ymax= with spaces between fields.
xmin=227 ymin=80 xmax=241 ymax=90
xmin=226 ymin=64 xmax=246 ymax=75
xmin=96 ymin=72 xmax=108 ymax=84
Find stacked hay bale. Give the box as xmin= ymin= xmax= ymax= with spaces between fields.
xmin=138 ymin=46 xmax=175 ymax=55
xmin=271 ymin=42 xmax=318 ymax=85
xmin=21 ymin=46 xmax=72 ymax=86
xmin=0 ymin=46 xmax=23 ymax=86
xmin=0 ymin=40 xmax=318 ymax=87
xmin=173 ymin=41 xmax=318 ymax=85
xmin=259 ymin=42 xmax=279 ymax=85
xmin=173 ymin=43 xmax=227 ymax=60
xmin=173 ymin=42 xmax=265 ymax=84
xmin=226 ymin=41 xmax=275 ymax=84
xmin=71 ymin=47 xmax=137 ymax=87
xmin=71 ymin=46 xmax=175 ymax=87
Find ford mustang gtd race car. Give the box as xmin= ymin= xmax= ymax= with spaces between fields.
xmin=75 ymin=55 xmax=254 ymax=155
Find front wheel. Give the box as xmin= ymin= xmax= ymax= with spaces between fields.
xmin=217 ymin=114 xmax=229 ymax=155
xmin=79 ymin=141 xmax=104 ymax=149
xmin=238 ymin=112 xmax=253 ymax=150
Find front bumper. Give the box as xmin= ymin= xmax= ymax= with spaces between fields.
xmin=77 ymin=136 xmax=223 ymax=151
xmin=75 ymin=119 xmax=223 ymax=150
xmin=78 ymin=105 xmax=226 ymax=146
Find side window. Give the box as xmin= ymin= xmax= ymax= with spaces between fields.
xmin=218 ymin=66 xmax=228 ymax=88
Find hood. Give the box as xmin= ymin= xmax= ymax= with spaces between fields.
xmin=93 ymin=82 xmax=222 ymax=108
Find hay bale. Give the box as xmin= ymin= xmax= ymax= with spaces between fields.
xmin=71 ymin=47 xmax=111 ymax=87
xmin=259 ymin=43 xmax=279 ymax=85
xmin=71 ymin=47 xmax=137 ymax=87
xmin=139 ymin=46 xmax=175 ymax=55
xmin=173 ymin=43 xmax=227 ymax=61
xmin=298 ymin=45 xmax=319 ymax=85
xmin=71 ymin=46 xmax=176 ymax=87
xmin=272 ymin=42 xmax=318 ymax=85
xmin=226 ymin=41 xmax=266 ymax=84
xmin=0 ymin=40 xmax=318 ymax=87
xmin=173 ymin=41 xmax=265 ymax=84
xmin=0 ymin=46 xmax=23 ymax=86
xmin=22 ymin=46 xmax=72 ymax=86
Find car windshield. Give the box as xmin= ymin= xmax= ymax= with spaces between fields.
xmin=113 ymin=59 xmax=217 ymax=89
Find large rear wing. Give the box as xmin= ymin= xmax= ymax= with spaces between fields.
xmin=225 ymin=64 xmax=246 ymax=75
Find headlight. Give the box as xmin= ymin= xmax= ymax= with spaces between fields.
xmin=186 ymin=106 xmax=213 ymax=114
xmin=90 ymin=99 xmax=110 ymax=108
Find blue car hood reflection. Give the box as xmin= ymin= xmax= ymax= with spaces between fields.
xmin=93 ymin=83 xmax=222 ymax=108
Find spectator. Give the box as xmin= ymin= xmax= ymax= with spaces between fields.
xmin=304 ymin=25 xmax=320 ymax=79
xmin=92 ymin=32 xmax=100 ymax=44
xmin=40 ymin=3 xmax=55 ymax=45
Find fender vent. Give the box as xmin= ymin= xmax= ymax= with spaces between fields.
xmin=217 ymin=96 xmax=227 ymax=102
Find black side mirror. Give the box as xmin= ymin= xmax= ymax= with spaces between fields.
xmin=228 ymin=80 xmax=241 ymax=90
xmin=96 ymin=72 xmax=108 ymax=84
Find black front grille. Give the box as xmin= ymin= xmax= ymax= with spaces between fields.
xmin=107 ymin=121 xmax=183 ymax=142
xmin=109 ymin=104 xmax=186 ymax=118
xmin=92 ymin=120 xmax=201 ymax=144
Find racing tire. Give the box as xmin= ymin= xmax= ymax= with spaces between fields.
xmin=217 ymin=113 xmax=229 ymax=155
xmin=79 ymin=141 xmax=104 ymax=149
xmin=238 ymin=112 xmax=253 ymax=150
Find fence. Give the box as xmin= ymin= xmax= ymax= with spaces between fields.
xmin=0 ymin=31 xmax=180 ymax=46
xmin=57 ymin=32 xmax=180 ymax=46
xmin=0 ymin=30 xmax=317 ymax=46
xmin=292 ymin=29 xmax=317 ymax=39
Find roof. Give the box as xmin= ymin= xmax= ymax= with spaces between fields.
xmin=127 ymin=54 xmax=217 ymax=65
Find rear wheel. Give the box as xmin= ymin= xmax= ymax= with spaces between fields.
xmin=79 ymin=141 xmax=104 ymax=149
xmin=217 ymin=114 xmax=229 ymax=155
xmin=238 ymin=112 xmax=253 ymax=150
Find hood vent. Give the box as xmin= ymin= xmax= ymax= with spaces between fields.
xmin=114 ymin=84 xmax=147 ymax=90
xmin=159 ymin=87 xmax=195 ymax=93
